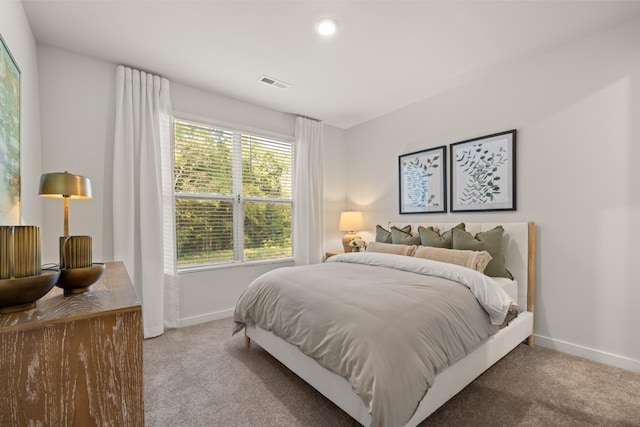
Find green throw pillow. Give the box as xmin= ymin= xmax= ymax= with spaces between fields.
xmin=418 ymin=223 xmax=465 ymax=248
xmin=376 ymin=224 xmax=410 ymax=243
xmin=452 ymin=226 xmax=513 ymax=279
xmin=391 ymin=226 xmax=420 ymax=245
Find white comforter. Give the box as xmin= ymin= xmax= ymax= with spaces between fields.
xmin=233 ymin=252 xmax=516 ymax=427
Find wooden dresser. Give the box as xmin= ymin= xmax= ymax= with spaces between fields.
xmin=0 ymin=261 xmax=143 ymax=426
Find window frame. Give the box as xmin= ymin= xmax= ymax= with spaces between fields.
xmin=173 ymin=113 xmax=295 ymax=272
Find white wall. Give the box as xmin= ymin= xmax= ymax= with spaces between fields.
xmin=36 ymin=44 xmax=347 ymax=325
xmin=323 ymin=124 xmax=348 ymax=252
xmin=346 ymin=18 xmax=640 ymax=372
xmin=0 ymin=1 xmax=42 ymax=227
xmin=37 ymin=45 xmax=114 ymax=262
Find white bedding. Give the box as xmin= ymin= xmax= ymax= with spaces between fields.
xmin=493 ymin=277 xmax=518 ymax=306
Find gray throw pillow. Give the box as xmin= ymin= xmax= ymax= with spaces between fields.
xmin=451 ymin=226 xmax=513 ymax=279
xmin=418 ymin=223 xmax=465 ymax=248
xmin=376 ymin=224 xmax=410 ymax=243
xmin=391 ymin=226 xmax=420 ymax=245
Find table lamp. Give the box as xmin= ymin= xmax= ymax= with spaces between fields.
xmin=38 ymin=171 xmax=92 ymax=236
xmin=338 ymin=211 xmax=366 ymax=252
xmin=39 ymin=172 xmax=103 ymax=294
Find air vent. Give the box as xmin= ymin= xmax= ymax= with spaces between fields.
xmin=259 ymin=75 xmax=290 ymax=89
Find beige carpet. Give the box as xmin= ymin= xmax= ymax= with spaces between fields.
xmin=144 ymin=317 xmax=640 ymax=426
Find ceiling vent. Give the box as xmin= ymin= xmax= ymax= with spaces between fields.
xmin=258 ymin=75 xmax=290 ymax=89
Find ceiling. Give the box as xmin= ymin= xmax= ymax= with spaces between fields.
xmin=22 ymin=1 xmax=640 ymax=129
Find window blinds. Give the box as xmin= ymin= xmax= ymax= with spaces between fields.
xmin=174 ymin=118 xmax=293 ymax=268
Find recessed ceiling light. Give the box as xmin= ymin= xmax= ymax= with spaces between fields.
xmin=316 ymin=18 xmax=338 ymax=37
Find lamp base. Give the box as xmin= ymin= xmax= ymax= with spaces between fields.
xmin=342 ymin=232 xmax=361 ymax=253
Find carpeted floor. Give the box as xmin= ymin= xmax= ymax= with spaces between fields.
xmin=143 ymin=317 xmax=640 ymax=426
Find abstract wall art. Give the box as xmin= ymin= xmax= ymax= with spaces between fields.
xmin=0 ymin=33 xmax=21 ymax=224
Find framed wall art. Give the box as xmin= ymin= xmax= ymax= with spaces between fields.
xmin=450 ymin=130 xmax=516 ymax=212
xmin=398 ymin=145 xmax=446 ymax=214
xmin=0 ymin=33 xmax=21 ymax=224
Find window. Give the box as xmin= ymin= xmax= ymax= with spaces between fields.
xmin=173 ymin=118 xmax=293 ymax=268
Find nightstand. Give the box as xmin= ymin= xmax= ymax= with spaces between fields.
xmin=325 ymin=251 xmax=344 ymax=261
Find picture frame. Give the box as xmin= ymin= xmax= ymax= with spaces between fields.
xmin=398 ymin=145 xmax=446 ymax=214
xmin=0 ymin=33 xmax=21 ymax=224
xmin=450 ymin=130 xmax=516 ymax=212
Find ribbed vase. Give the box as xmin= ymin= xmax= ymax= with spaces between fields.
xmin=0 ymin=226 xmax=41 ymax=279
xmin=59 ymin=235 xmax=93 ymax=269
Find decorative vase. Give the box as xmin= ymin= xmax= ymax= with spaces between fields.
xmin=0 ymin=226 xmax=41 ymax=279
xmin=59 ymin=235 xmax=93 ymax=269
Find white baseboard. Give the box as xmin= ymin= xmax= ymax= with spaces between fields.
xmin=534 ymin=334 xmax=640 ymax=373
xmin=178 ymin=309 xmax=234 ymax=328
xmin=175 ymin=315 xmax=640 ymax=374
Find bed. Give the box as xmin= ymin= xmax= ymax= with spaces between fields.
xmin=233 ymin=222 xmax=535 ymax=426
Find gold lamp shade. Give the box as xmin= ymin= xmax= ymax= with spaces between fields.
xmin=39 ymin=172 xmax=92 ymax=236
xmin=39 ymin=172 xmax=92 ymax=199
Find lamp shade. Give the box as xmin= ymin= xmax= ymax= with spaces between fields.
xmin=39 ymin=172 xmax=92 ymax=199
xmin=39 ymin=172 xmax=92 ymax=237
xmin=338 ymin=211 xmax=365 ymax=232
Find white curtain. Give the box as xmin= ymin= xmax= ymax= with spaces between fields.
xmin=113 ymin=65 xmax=177 ymax=338
xmin=293 ymin=117 xmax=324 ymax=265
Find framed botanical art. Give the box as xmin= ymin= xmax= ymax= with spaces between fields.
xmin=450 ymin=130 xmax=516 ymax=212
xmin=0 ymin=34 xmax=21 ymax=224
xmin=398 ymin=145 xmax=446 ymax=214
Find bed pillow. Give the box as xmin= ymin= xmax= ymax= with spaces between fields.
xmin=376 ymin=224 xmax=410 ymax=243
xmin=413 ymin=246 xmax=492 ymax=273
xmin=391 ymin=226 xmax=421 ymax=245
xmin=417 ymin=223 xmax=465 ymax=248
xmin=366 ymin=241 xmax=417 ymax=256
xmin=452 ymin=226 xmax=513 ymax=279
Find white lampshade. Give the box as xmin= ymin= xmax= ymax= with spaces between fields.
xmin=338 ymin=211 xmax=365 ymax=232
xmin=339 ymin=211 xmax=365 ymax=253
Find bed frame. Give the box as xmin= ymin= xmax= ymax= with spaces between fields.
xmin=243 ymin=222 xmax=536 ymax=426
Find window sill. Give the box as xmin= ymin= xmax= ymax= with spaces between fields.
xmin=178 ymin=257 xmax=294 ymax=274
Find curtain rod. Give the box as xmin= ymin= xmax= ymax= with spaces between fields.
xmin=118 ymin=64 xmax=165 ymax=79
xmin=295 ymin=114 xmax=322 ymax=123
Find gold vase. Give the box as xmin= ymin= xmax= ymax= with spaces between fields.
xmin=0 ymin=226 xmax=41 ymax=280
xmin=59 ymin=235 xmax=92 ymax=269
